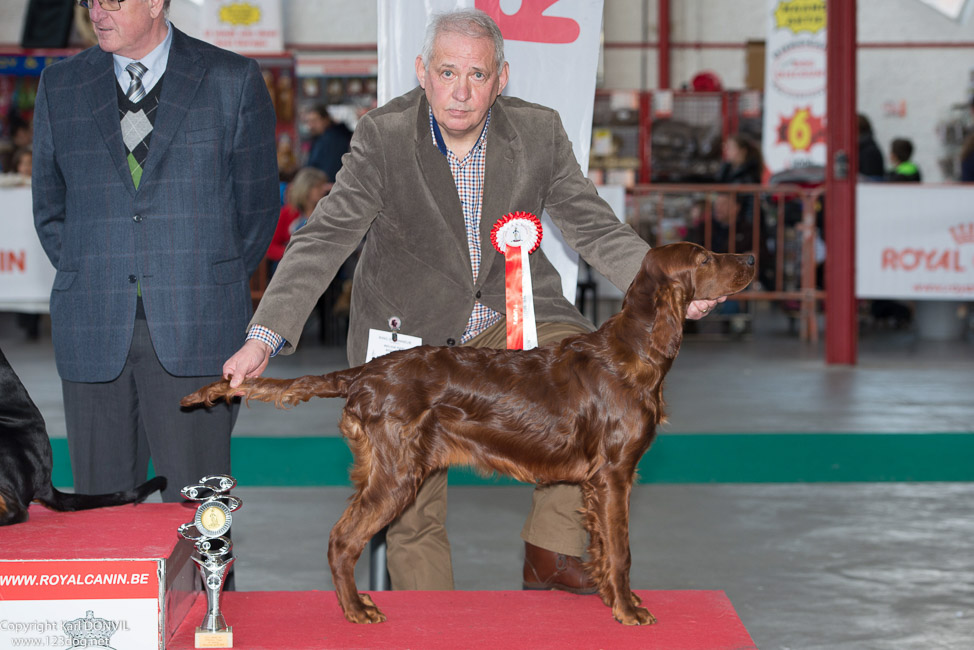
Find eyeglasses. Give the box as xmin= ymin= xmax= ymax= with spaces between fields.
xmin=77 ymin=0 xmax=125 ymax=11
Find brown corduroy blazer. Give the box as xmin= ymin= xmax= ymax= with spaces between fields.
xmin=254 ymin=87 xmax=650 ymax=366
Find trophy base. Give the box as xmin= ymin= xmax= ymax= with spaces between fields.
xmin=195 ymin=626 xmax=233 ymax=648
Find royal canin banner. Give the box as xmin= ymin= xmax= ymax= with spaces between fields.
xmin=0 ymin=560 xmax=161 ymax=648
xmin=0 ymin=187 xmax=56 ymax=312
xmin=761 ymin=0 xmax=827 ymax=176
xmin=856 ymin=185 xmax=974 ymax=300
xmin=377 ymin=0 xmax=605 ymax=302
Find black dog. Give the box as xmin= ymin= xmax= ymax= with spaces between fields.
xmin=0 ymin=345 xmax=165 ymax=525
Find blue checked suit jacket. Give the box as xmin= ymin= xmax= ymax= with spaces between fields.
xmin=33 ymin=27 xmax=279 ymax=382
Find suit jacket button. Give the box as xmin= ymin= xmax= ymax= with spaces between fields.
xmin=446 ymin=338 xmax=456 ymax=346
xmin=133 ymin=214 xmax=143 ymax=222
xmin=475 ymin=290 xmax=482 ymax=299
xmin=128 ymin=275 xmax=137 ymax=283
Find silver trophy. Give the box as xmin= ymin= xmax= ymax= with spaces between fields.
xmin=178 ymin=475 xmax=242 ymax=648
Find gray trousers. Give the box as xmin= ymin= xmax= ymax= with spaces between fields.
xmin=61 ymin=311 xmax=237 ymax=503
xmin=385 ymin=319 xmax=590 ymax=590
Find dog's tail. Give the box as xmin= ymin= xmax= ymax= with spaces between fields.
xmin=180 ymin=371 xmax=356 ymax=410
xmin=34 ymin=476 xmax=167 ymax=513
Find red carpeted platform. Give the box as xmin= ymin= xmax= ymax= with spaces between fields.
xmin=170 ymin=589 xmax=756 ymax=649
xmin=0 ymin=503 xmax=195 ymax=560
xmin=2 ymin=505 xmax=756 ymax=649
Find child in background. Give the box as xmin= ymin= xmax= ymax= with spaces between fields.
xmin=886 ymin=138 xmax=921 ymax=182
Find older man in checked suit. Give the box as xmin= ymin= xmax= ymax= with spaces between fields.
xmin=32 ymin=0 xmax=279 ymax=502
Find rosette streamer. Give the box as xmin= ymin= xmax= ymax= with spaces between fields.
xmin=490 ymin=212 xmax=543 ymax=350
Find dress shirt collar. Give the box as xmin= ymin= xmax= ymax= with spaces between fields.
xmin=429 ymin=108 xmax=491 ymax=158
xmin=112 ymin=19 xmax=173 ymax=96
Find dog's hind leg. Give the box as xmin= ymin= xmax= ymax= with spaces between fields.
xmin=328 ymin=417 xmax=425 ymax=624
xmin=580 ymin=479 xmax=610 ymax=604
xmin=0 ymin=490 xmax=28 ymax=526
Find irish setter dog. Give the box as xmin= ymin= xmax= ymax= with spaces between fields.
xmin=182 ymin=242 xmax=755 ymax=625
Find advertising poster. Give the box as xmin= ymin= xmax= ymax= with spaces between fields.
xmin=856 ymin=185 xmax=974 ymax=299
xmin=199 ymin=0 xmax=284 ymax=54
xmin=761 ymin=0 xmax=828 ymax=176
xmin=0 ymin=560 xmax=161 ymax=648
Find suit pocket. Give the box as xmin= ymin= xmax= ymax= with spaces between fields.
xmin=52 ymin=270 xmax=77 ymax=291
xmin=185 ymin=126 xmax=221 ymax=144
xmin=211 ymin=258 xmax=246 ymax=285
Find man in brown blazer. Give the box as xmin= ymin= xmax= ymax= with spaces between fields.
xmin=224 ymin=9 xmax=719 ymax=592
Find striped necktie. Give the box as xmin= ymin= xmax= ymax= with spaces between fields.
xmin=125 ymin=61 xmax=148 ymax=103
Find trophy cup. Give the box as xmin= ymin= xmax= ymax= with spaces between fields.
xmin=178 ymin=475 xmax=242 ymax=648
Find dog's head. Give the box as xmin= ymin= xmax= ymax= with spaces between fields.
xmin=630 ymin=241 xmax=756 ymax=304
xmin=619 ymin=242 xmax=756 ymax=358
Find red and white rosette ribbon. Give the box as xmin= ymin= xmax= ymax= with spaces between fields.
xmin=490 ymin=211 xmax=543 ymax=350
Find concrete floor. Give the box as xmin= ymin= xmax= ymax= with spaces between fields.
xmin=3 ymin=306 xmax=973 ymax=649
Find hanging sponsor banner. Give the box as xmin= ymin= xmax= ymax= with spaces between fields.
xmin=199 ymin=0 xmax=284 ymax=54
xmin=856 ymin=185 xmax=974 ymax=299
xmin=0 ymin=187 xmax=56 ymax=313
xmin=377 ymin=0 xmax=605 ymax=302
xmin=761 ymin=0 xmax=827 ymax=176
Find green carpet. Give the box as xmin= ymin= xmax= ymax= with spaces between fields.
xmin=50 ymin=433 xmax=974 ymax=488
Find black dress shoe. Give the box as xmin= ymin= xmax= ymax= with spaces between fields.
xmin=522 ymin=541 xmax=597 ymax=595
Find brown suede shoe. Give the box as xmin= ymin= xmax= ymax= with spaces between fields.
xmin=522 ymin=541 xmax=597 ymax=595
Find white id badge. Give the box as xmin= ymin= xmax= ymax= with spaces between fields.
xmin=365 ymin=328 xmax=422 ymax=362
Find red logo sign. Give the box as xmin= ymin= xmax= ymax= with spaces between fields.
xmin=949 ymin=222 xmax=974 ymax=246
xmin=476 ymin=0 xmax=580 ymax=44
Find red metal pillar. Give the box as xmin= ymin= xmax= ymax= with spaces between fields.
xmin=658 ymin=0 xmax=670 ymax=89
xmin=825 ymin=0 xmax=858 ymax=364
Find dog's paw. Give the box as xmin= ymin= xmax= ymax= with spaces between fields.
xmin=613 ymin=604 xmax=657 ymax=626
xmin=342 ymin=593 xmax=386 ymax=624
xmin=599 ymin=588 xmax=642 ymax=609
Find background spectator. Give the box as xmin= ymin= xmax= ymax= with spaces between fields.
xmin=857 ymin=114 xmax=885 ymax=180
xmin=267 ymin=167 xmax=330 ymax=275
xmin=0 ymin=114 xmax=32 ymax=173
xmin=886 ymin=138 xmax=922 ymax=182
xmin=303 ymin=104 xmax=353 ymax=182
xmin=716 ymin=134 xmax=762 ymax=184
xmin=959 ymin=97 xmax=974 ymax=182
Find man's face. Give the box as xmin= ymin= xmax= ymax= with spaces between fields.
xmin=304 ymin=111 xmax=326 ymax=136
xmin=713 ymin=195 xmax=737 ymax=224
xmin=87 ymin=0 xmax=164 ymax=59
xmin=415 ymin=30 xmax=508 ymax=152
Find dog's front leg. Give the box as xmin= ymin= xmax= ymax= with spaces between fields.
xmin=601 ymin=472 xmax=656 ymax=626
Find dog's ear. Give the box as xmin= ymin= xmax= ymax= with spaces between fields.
xmin=648 ymin=280 xmax=687 ymax=359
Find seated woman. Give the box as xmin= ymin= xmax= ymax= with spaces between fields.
xmin=267 ymin=167 xmax=330 ymax=276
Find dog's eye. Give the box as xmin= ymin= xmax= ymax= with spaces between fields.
xmin=700 ymin=256 xmax=711 ymax=265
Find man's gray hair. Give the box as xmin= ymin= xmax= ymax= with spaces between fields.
xmin=420 ymin=8 xmax=505 ymax=72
